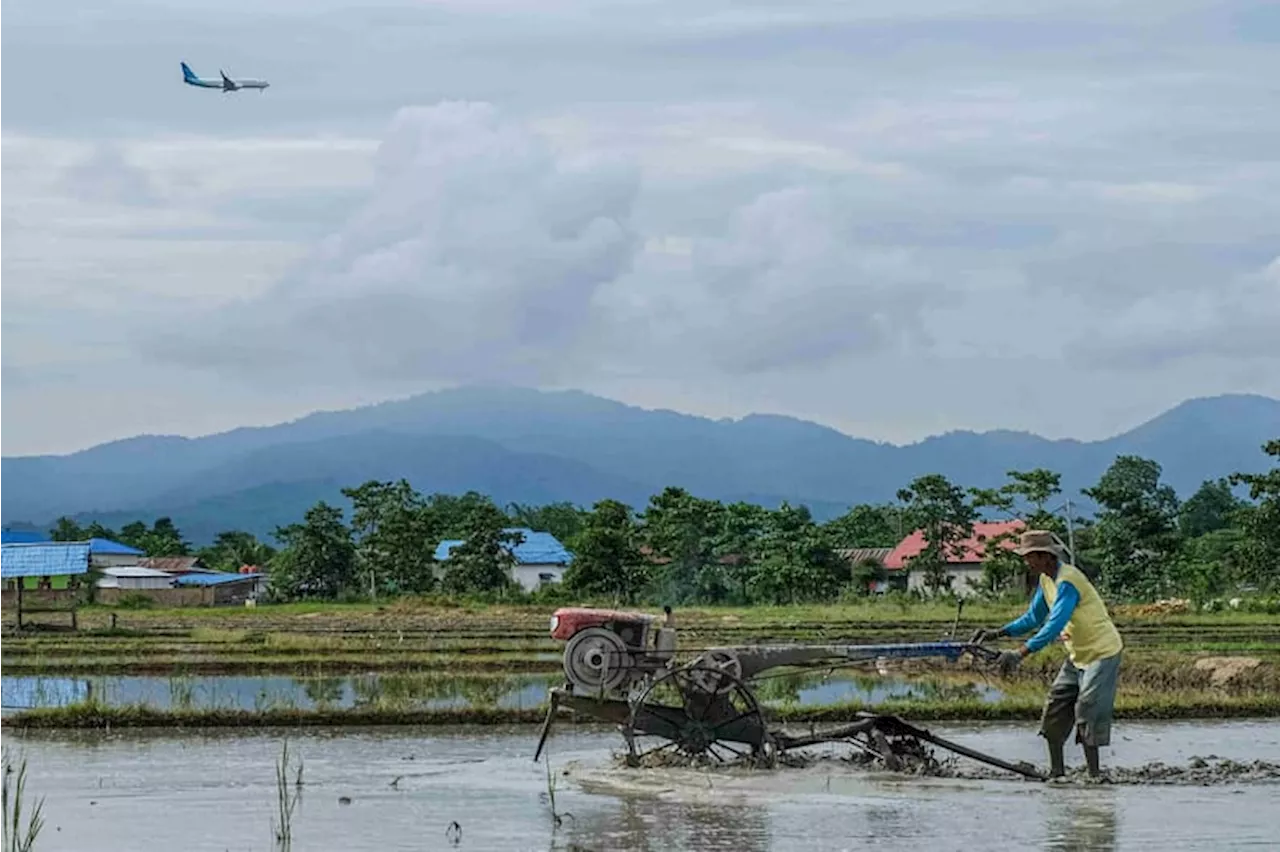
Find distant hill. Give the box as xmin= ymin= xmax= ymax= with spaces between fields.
xmin=2 ymin=387 xmax=1276 ymax=545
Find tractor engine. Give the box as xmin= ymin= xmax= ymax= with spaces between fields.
xmin=549 ymin=606 xmax=677 ymax=693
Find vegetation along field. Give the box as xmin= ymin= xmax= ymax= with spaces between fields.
xmin=4 ymin=600 xmax=1279 ymax=729
xmin=4 ymin=441 xmax=1277 ymax=729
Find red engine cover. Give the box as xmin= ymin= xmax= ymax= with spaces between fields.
xmin=550 ymin=607 xmax=654 ymax=641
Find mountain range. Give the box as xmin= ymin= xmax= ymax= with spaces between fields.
xmin=2 ymin=387 xmax=1277 ymax=545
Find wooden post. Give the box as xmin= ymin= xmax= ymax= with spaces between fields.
xmin=16 ymin=581 xmax=24 ymax=630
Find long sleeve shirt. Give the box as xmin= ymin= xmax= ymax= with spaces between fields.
xmin=1000 ymin=582 xmax=1080 ymax=654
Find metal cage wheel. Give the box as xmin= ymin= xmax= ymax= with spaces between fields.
xmin=623 ymin=662 xmax=768 ymax=767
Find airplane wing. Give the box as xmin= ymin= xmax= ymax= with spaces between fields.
xmin=220 ymin=70 xmax=239 ymax=90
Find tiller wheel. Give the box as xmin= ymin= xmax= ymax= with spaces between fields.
xmin=623 ymin=663 xmax=770 ymax=767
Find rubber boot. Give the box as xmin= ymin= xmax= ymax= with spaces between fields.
xmin=1084 ymin=745 xmax=1101 ymax=778
xmin=1048 ymin=741 xmax=1066 ymax=778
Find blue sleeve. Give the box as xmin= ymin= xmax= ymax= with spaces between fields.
xmin=1024 ymin=582 xmax=1079 ymax=653
xmin=1000 ymin=587 xmax=1048 ymax=637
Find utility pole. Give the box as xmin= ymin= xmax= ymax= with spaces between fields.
xmin=1061 ymin=499 xmax=1079 ymax=566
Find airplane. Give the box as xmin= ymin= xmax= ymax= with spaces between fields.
xmin=181 ymin=61 xmax=269 ymax=92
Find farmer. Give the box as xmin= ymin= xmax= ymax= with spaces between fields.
xmin=971 ymin=529 xmax=1123 ymax=779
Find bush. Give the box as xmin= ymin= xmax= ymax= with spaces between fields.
xmin=115 ymin=593 xmax=156 ymax=610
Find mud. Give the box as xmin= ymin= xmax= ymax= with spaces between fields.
xmin=605 ymin=745 xmax=1280 ymax=786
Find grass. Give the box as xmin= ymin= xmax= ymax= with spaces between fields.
xmin=5 ymin=600 xmax=1277 ymax=729
xmin=2 ymin=750 xmax=45 ymax=852
xmin=272 ymin=740 xmax=303 ymax=852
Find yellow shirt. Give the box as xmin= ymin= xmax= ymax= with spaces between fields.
xmin=1039 ymin=563 xmax=1123 ymax=666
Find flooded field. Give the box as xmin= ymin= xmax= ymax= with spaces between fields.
xmin=0 ymin=671 xmax=1002 ymax=714
xmin=4 ymin=719 xmax=1278 ymax=851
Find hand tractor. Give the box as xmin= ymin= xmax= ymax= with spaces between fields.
xmin=532 ymin=605 xmax=1044 ymax=780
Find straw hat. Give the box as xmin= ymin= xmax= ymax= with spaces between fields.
xmin=1012 ymin=529 xmax=1066 ymax=558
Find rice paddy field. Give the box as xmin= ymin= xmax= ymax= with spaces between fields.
xmin=3 ymin=600 xmax=1278 ymax=728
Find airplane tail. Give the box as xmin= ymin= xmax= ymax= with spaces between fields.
xmin=181 ymin=62 xmax=199 ymax=83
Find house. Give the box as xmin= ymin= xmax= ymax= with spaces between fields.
xmin=434 ymin=528 xmax=573 ymax=592
xmin=837 ymin=547 xmax=900 ymax=593
xmin=1 ymin=541 xmax=92 ymax=628
xmin=884 ymin=519 xmax=1026 ymax=596
xmin=96 ymin=566 xmax=176 ymax=590
xmin=173 ymin=570 xmax=263 ymax=604
xmin=86 ymin=538 xmax=147 ymax=568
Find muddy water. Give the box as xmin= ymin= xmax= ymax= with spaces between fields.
xmin=0 ymin=671 xmax=1000 ymax=714
xmin=4 ymin=720 xmax=1277 ymax=851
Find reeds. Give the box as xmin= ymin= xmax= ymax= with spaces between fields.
xmin=272 ymin=740 xmax=304 ymax=851
xmin=2 ymin=750 xmax=45 ymax=852
xmin=543 ymin=756 xmax=571 ymax=831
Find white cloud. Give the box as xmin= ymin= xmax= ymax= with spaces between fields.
xmin=146 ymin=102 xmax=643 ymax=384
xmin=2 ymin=0 xmax=1279 ymax=455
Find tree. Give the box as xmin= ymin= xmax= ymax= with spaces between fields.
xmin=1003 ymin=469 xmax=1063 ymax=526
xmin=84 ymin=522 xmax=117 ymax=541
xmin=423 ymin=492 xmax=505 ymax=539
xmin=48 ymin=517 xmax=86 ymax=541
xmin=1229 ymin=439 xmax=1280 ymax=592
xmin=822 ymin=504 xmax=902 ymax=549
xmin=198 ymin=531 xmax=276 ymax=573
xmin=746 ymin=503 xmax=845 ymax=604
xmin=563 ymin=499 xmax=648 ymax=602
xmin=115 ymin=518 xmax=191 ymax=556
xmin=1178 ymin=478 xmax=1247 ymax=539
xmin=1172 ymin=527 xmax=1248 ymax=600
xmin=896 ymin=475 xmax=977 ymax=595
xmin=148 ymin=518 xmax=192 ymax=555
xmin=850 ymin=558 xmax=888 ymax=596
xmin=1083 ymin=456 xmax=1182 ymax=599
xmin=343 ymin=479 xmax=438 ymax=596
xmin=640 ymin=487 xmax=727 ymax=604
xmin=270 ymin=502 xmax=356 ymax=600
xmin=716 ymin=502 xmax=771 ymax=603
xmin=439 ymin=501 xmax=520 ymax=596
xmin=506 ymin=502 xmax=588 ymax=544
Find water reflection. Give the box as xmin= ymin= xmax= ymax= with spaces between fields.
xmin=559 ymin=795 xmax=770 ymax=852
xmin=1 ymin=670 xmax=1003 ymax=715
xmin=1044 ymin=799 xmax=1117 ymax=852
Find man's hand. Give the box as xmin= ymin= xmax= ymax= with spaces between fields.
xmin=969 ymin=627 xmax=1004 ymax=644
xmin=996 ymin=649 xmax=1023 ymax=676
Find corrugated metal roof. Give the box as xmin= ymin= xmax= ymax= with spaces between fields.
xmin=173 ymin=572 xmax=257 ymax=586
xmin=88 ymin=538 xmax=145 ymax=555
xmin=1 ymin=542 xmax=92 ymax=579
xmin=435 ymin=528 xmax=572 ymax=565
xmin=139 ymin=556 xmax=207 ymax=573
xmin=838 ymin=547 xmax=894 ymax=565
xmin=102 ymin=566 xmax=174 ymax=579
xmin=884 ymin=520 xmax=1025 ymax=570
xmin=1 ymin=530 xmax=50 ymax=544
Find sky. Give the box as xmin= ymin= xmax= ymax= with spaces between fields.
xmin=3 ymin=0 xmax=1279 ymax=457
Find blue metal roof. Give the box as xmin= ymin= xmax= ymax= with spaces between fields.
xmin=434 ymin=528 xmax=572 ymax=565
xmin=87 ymin=538 xmax=144 ymax=555
xmin=173 ymin=572 xmax=258 ymax=587
xmin=1 ymin=542 xmax=92 ymax=579
xmin=1 ymin=530 xmax=50 ymax=544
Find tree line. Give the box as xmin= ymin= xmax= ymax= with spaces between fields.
xmin=48 ymin=440 xmax=1279 ymax=605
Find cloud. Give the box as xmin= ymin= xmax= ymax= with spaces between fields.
xmin=1079 ymin=256 xmax=1280 ymax=368
xmin=60 ymin=143 xmax=160 ymax=205
xmin=148 ymin=102 xmax=643 ymax=384
xmin=4 ymin=0 xmax=1280 ymax=455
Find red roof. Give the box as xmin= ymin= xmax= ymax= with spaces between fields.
xmin=884 ymin=519 xmax=1025 ymax=570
